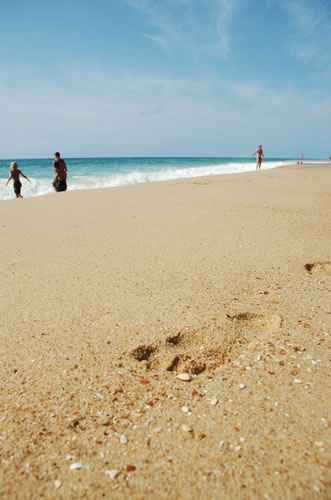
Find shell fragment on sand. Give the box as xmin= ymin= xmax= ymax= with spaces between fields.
xmin=105 ymin=469 xmax=119 ymax=479
xmin=182 ymin=424 xmax=193 ymax=433
xmin=69 ymin=462 xmax=83 ymax=471
xmin=120 ymin=434 xmax=128 ymax=444
xmin=176 ymin=373 xmax=192 ymax=381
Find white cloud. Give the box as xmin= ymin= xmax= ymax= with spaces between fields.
xmin=143 ymin=33 xmax=169 ymax=49
xmin=284 ymin=0 xmax=331 ymax=64
xmin=214 ymin=0 xmax=238 ymax=54
xmin=0 ymin=65 xmax=330 ymax=158
xmin=125 ymin=0 xmax=238 ymax=57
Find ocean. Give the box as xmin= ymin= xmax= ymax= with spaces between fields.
xmin=0 ymin=156 xmax=298 ymax=200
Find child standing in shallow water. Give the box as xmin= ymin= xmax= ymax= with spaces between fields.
xmin=6 ymin=162 xmax=31 ymax=198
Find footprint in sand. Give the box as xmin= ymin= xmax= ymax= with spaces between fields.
xmin=226 ymin=311 xmax=283 ymax=332
xmin=130 ymin=311 xmax=282 ymax=375
xmin=304 ymin=261 xmax=331 ymax=276
xmin=131 ymin=344 xmax=157 ymax=362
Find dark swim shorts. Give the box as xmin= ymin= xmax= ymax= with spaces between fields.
xmin=14 ymin=181 xmax=22 ymax=194
xmin=53 ymin=180 xmax=67 ymax=192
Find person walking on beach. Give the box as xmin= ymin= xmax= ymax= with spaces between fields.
xmin=251 ymin=145 xmax=264 ymax=170
xmin=52 ymin=152 xmax=67 ymax=192
xmin=6 ymin=162 xmax=32 ymax=198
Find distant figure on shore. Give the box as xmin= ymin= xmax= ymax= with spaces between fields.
xmin=6 ymin=162 xmax=31 ymax=198
xmin=296 ymin=153 xmax=304 ymax=165
xmin=251 ymin=145 xmax=264 ymax=170
xmin=52 ymin=152 xmax=67 ymax=192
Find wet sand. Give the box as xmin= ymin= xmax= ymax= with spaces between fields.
xmin=0 ymin=164 xmax=330 ymax=499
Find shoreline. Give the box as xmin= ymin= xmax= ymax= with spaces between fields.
xmin=2 ymin=161 xmax=330 ymax=203
xmin=0 ymin=165 xmax=330 ymax=498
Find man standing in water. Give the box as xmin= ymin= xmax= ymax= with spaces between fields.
xmin=52 ymin=152 xmax=67 ymax=192
xmin=251 ymin=145 xmax=264 ymax=170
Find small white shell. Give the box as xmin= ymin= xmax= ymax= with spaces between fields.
xmin=69 ymin=462 xmax=83 ymax=471
xmin=176 ymin=373 xmax=192 ymax=381
xmin=105 ymin=469 xmax=119 ymax=479
xmin=238 ymin=384 xmax=246 ymax=389
xmin=54 ymin=480 xmax=62 ymax=489
xmin=120 ymin=434 xmax=128 ymax=444
xmin=210 ymin=398 xmax=218 ymax=406
xmin=181 ymin=424 xmax=193 ymax=433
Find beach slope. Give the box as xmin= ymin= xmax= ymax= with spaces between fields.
xmin=0 ymin=165 xmax=330 ymax=498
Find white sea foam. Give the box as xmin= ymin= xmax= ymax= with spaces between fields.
xmin=0 ymin=160 xmax=293 ymax=200
xmin=0 ymin=178 xmax=53 ymax=200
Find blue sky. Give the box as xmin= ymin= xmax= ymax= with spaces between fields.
xmin=0 ymin=0 xmax=330 ymax=158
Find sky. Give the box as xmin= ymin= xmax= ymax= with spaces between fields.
xmin=0 ymin=0 xmax=330 ymax=159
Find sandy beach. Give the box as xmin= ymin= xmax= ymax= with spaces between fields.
xmin=0 ymin=164 xmax=330 ymax=499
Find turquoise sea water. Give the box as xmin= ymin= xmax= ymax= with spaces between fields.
xmin=0 ymin=156 xmax=300 ymax=200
